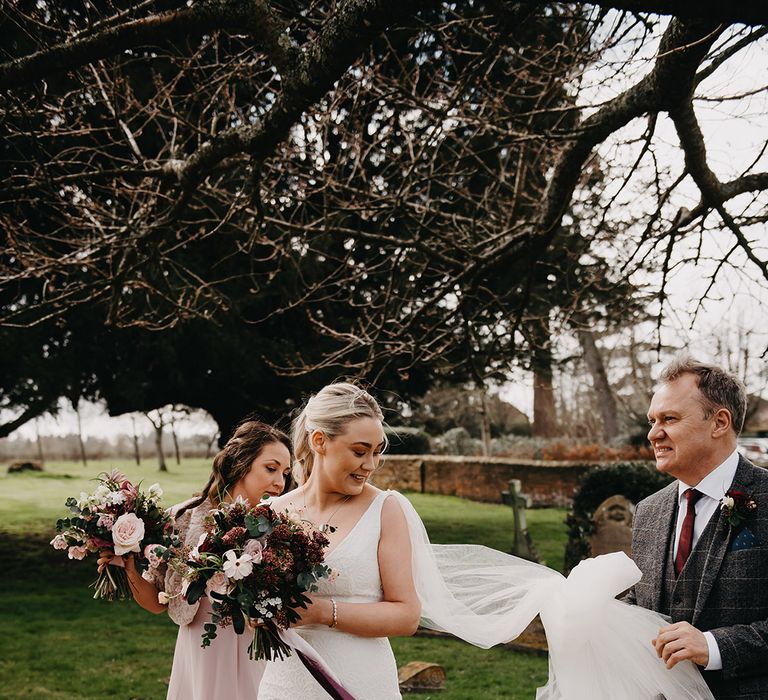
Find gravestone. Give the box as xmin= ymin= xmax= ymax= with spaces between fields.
xmin=398 ymin=661 xmax=446 ymax=693
xmin=590 ymin=495 xmax=634 ymax=557
xmin=501 ymin=479 xmax=540 ymax=562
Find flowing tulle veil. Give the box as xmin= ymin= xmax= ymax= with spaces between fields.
xmin=391 ymin=491 xmax=714 ymax=700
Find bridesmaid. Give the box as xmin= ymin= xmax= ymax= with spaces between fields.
xmin=98 ymin=419 xmax=292 ymax=700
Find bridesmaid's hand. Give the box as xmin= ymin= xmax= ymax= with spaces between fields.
xmin=97 ymin=549 xmax=132 ymax=574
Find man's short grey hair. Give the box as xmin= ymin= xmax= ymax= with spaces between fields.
xmin=660 ymin=355 xmax=747 ymax=435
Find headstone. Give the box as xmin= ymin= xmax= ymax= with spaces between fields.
xmin=398 ymin=661 xmax=446 ymax=693
xmin=590 ymin=495 xmax=634 ymax=557
xmin=502 ymin=479 xmax=540 ymax=562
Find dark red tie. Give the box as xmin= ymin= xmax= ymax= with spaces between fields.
xmin=675 ymin=488 xmax=703 ymax=575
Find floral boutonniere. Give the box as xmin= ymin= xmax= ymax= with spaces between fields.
xmin=720 ymin=489 xmax=757 ymax=528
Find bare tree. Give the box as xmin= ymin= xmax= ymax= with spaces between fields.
xmin=130 ymin=415 xmax=141 ymax=466
xmin=1 ymin=1 xmax=766 ymax=430
xmin=72 ymin=397 xmax=87 ymax=466
xmin=145 ymin=409 xmax=167 ymax=472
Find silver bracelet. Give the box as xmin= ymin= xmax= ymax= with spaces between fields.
xmin=329 ymin=598 xmax=338 ymax=628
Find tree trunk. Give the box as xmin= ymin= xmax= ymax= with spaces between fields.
xmin=35 ymin=418 xmax=45 ymax=466
xmin=155 ymin=423 xmax=167 ymax=472
xmin=131 ymin=416 xmax=141 ymax=466
xmin=146 ymin=412 xmax=167 ymax=472
xmin=205 ymin=431 xmax=219 ymax=459
xmin=578 ymin=327 xmax=620 ymax=441
xmin=169 ymin=414 xmax=181 ymax=465
xmin=477 ymin=390 xmax=492 ymax=457
xmin=531 ymin=321 xmax=559 ymax=438
xmin=73 ymin=399 xmax=87 ymax=467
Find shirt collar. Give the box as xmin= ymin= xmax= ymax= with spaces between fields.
xmin=677 ymin=449 xmax=740 ymax=503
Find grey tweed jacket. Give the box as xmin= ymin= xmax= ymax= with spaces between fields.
xmin=627 ymin=456 xmax=768 ymax=699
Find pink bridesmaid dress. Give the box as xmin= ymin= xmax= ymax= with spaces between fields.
xmin=162 ymin=501 xmax=265 ymax=700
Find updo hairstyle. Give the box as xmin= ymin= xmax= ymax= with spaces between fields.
xmin=291 ymin=382 xmax=385 ymax=484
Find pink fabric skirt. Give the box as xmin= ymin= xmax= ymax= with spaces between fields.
xmin=167 ymin=597 xmax=265 ymax=700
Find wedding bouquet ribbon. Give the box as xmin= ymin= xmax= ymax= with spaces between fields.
xmin=277 ymin=629 xmax=357 ymax=700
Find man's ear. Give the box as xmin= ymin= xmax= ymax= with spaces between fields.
xmin=310 ymin=429 xmax=327 ymax=454
xmin=712 ymin=408 xmax=732 ymax=438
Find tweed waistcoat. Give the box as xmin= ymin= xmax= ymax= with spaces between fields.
xmin=661 ymin=502 xmax=720 ymax=626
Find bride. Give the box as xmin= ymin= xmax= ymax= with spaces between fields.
xmin=260 ymin=381 xmax=715 ymax=700
xmin=258 ymin=383 xmax=420 ymax=699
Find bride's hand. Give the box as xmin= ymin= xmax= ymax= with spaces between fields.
xmin=293 ymin=596 xmax=333 ymax=627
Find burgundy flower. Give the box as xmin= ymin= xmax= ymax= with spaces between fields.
xmin=721 ymin=489 xmax=757 ymax=528
xmin=221 ymin=526 xmax=248 ymax=548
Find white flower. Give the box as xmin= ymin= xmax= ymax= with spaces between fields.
xmin=147 ymin=483 xmax=163 ymax=501
xmin=50 ymin=534 xmax=68 ymax=550
xmin=222 ymin=550 xmax=254 ymax=580
xmin=142 ymin=569 xmax=154 ymax=582
xmin=158 ymin=592 xmax=170 ymax=605
xmin=111 ymin=513 xmax=145 ymax=555
xmin=189 ymin=532 xmax=208 ymax=563
xmin=721 ymin=496 xmax=735 ymax=510
xmin=92 ymin=484 xmax=111 ymax=504
xmin=106 ymin=490 xmax=127 ymax=506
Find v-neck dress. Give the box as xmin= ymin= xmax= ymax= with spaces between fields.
xmin=257 ymin=490 xmax=401 ymax=699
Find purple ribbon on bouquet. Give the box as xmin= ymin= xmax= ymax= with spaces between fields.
xmin=278 ymin=629 xmax=357 ymax=700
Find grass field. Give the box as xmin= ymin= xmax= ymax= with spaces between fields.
xmin=0 ymin=459 xmax=568 ymax=700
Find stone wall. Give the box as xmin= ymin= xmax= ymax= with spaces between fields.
xmin=372 ymin=455 xmax=599 ymax=507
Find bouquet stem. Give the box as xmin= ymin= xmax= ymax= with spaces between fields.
xmin=249 ymin=626 xmax=293 ymax=662
xmin=91 ymin=566 xmax=132 ymax=600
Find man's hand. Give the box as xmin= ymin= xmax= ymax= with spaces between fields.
xmin=653 ymin=621 xmax=709 ymax=668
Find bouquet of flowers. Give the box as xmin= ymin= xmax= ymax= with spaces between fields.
xmin=168 ymin=496 xmax=333 ymax=661
xmin=51 ymin=469 xmax=171 ymax=600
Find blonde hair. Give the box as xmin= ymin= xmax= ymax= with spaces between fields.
xmin=292 ymin=382 xmax=385 ymax=484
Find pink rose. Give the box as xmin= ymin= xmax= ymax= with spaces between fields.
xmin=68 ymin=545 xmax=88 ymax=560
xmin=50 ymin=534 xmax=68 ymax=550
xmin=205 ymin=571 xmax=229 ymax=596
xmin=242 ymin=539 xmax=263 ymax=564
xmin=111 ymin=513 xmax=145 ymax=555
xmin=144 ymin=544 xmax=164 ymax=568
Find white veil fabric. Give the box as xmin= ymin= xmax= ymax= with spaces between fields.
xmin=391 ymin=491 xmax=715 ymax=700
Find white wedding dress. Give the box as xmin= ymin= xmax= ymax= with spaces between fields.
xmin=260 ymin=490 xmax=715 ymax=700
xmin=258 ymin=490 xmax=401 ymax=699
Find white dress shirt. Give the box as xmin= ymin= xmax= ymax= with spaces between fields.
xmin=674 ymin=449 xmax=739 ymax=671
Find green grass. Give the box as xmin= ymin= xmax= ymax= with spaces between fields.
xmin=0 ymin=459 xmax=567 ymax=699
xmin=0 ymin=459 xmax=213 ymax=535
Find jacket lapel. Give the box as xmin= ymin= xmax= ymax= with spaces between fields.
xmin=651 ymin=485 xmax=679 ymax=612
xmin=692 ymin=456 xmax=755 ymax=625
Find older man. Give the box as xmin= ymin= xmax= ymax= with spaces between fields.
xmin=627 ymin=357 xmax=768 ymax=699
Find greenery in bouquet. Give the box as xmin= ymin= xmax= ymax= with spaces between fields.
xmin=169 ymin=496 xmax=332 ymax=661
xmin=51 ymin=469 xmax=171 ymax=600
